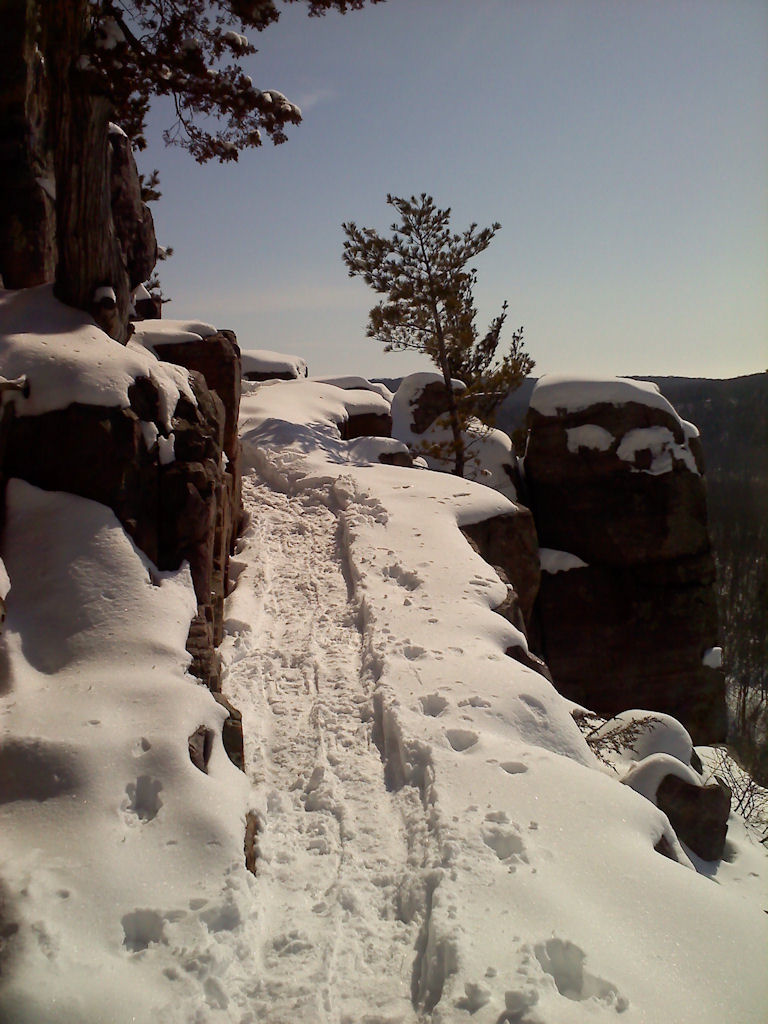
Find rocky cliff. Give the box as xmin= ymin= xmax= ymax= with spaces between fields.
xmin=500 ymin=373 xmax=767 ymax=702
xmin=0 ymin=292 xmax=241 ymax=699
xmin=523 ymin=376 xmax=727 ymax=744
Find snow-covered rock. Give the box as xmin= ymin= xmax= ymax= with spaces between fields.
xmin=240 ymin=348 xmax=307 ymax=381
xmin=525 ymin=374 xmax=726 ymax=743
xmin=1 ymin=288 xmax=242 ymax=691
xmin=391 ymin=372 xmax=519 ymax=501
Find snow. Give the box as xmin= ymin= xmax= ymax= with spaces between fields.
xmin=0 ymin=481 xmax=250 ymax=1022
xmin=566 ymin=422 xmax=613 ymax=452
xmin=312 ymin=375 xmax=395 ymax=402
xmin=338 ymin=387 xmax=390 ymax=417
xmin=157 ymin=432 xmax=176 ymax=465
xmin=531 ymin=374 xmax=686 ymax=421
xmin=131 ymin=317 xmax=219 ymax=351
xmin=1 ymin=327 xmax=767 ymax=1022
xmin=623 ymin=752 xmax=704 ymax=803
xmin=703 ymin=646 xmax=723 ymax=669
xmin=682 ymin=418 xmax=700 ymax=439
xmin=95 ymin=15 xmax=125 ymax=50
xmin=107 ymin=122 xmax=127 ymax=138
xmin=593 ymin=710 xmax=696 ymax=769
xmin=222 ymin=30 xmax=249 ymax=49
xmin=226 ymin=378 xmax=767 ymax=1022
xmin=540 ymin=548 xmax=588 ymax=573
xmin=0 ymin=557 xmax=9 ymax=600
xmin=0 ymin=286 xmax=195 ymax=430
xmin=34 ymin=174 xmax=56 ymax=201
xmin=92 ymin=284 xmax=116 ymax=305
xmin=616 ymin=425 xmax=700 ymax=475
xmin=241 ymin=348 xmax=307 ymax=378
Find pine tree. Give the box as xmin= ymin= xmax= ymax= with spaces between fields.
xmin=342 ymin=193 xmax=533 ymax=476
xmin=19 ymin=1 xmax=382 ymax=342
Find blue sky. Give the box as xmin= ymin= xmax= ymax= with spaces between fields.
xmin=142 ymin=0 xmax=767 ymax=380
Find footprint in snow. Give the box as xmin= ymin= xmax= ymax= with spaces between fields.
xmin=272 ymin=930 xmax=314 ymax=956
xmin=420 ymin=693 xmax=449 ymax=717
xmin=519 ymin=694 xmax=547 ymax=720
xmin=383 ymin=564 xmax=421 ymax=590
xmin=402 ymin=644 xmax=427 ymax=660
xmin=459 ymin=695 xmax=492 ymax=709
xmin=123 ymin=775 xmax=162 ymax=822
xmin=481 ymin=823 xmax=527 ymax=864
xmin=446 ymin=728 xmax=479 ymax=752
xmin=533 ymin=938 xmax=629 ymax=1012
xmin=121 ymin=909 xmax=166 ymax=952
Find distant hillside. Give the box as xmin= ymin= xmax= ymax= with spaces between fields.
xmin=641 ymin=374 xmax=767 ymax=485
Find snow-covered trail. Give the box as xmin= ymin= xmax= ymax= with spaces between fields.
xmin=222 ymin=473 xmax=426 ymax=1024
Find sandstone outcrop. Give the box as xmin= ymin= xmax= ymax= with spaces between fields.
xmin=656 ymin=771 xmax=731 ymax=861
xmin=340 ymin=410 xmax=393 ymax=440
xmin=0 ymin=4 xmax=161 ymax=344
xmin=0 ymin=0 xmax=57 ymax=288
xmin=391 ymin=373 xmax=519 ymax=502
xmin=109 ymin=127 xmax=157 ymax=291
xmin=461 ymin=507 xmax=540 ymax=630
xmin=525 ymin=377 xmax=727 ymax=743
xmin=240 ymin=350 xmax=307 ymax=382
xmin=146 ymin=330 xmax=243 ymax=687
xmin=150 ymin=330 xmax=241 ymax=463
xmin=1 ymin=323 xmax=243 ymax=695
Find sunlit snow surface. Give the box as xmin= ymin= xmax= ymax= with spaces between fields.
xmin=0 ymin=287 xmax=195 ymax=428
xmin=530 ymin=375 xmax=682 ymax=419
xmin=241 ymin=348 xmax=308 ymax=379
xmin=1 ymin=365 xmax=766 ymax=1022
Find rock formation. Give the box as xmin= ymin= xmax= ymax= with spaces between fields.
xmin=340 ymin=409 xmax=393 ymax=440
xmin=1 ymin=307 xmax=242 ymax=700
xmin=0 ymin=4 xmax=157 ymax=341
xmin=461 ymin=508 xmax=540 ymax=630
xmin=108 ymin=126 xmax=157 ymax=292
xmin=144 ymin=329 xmax=243 ymax=690
xmin=524 ymin=377 xmax=727 ymax=744
xmin=0 ymin=0 xmax=57 ymax=288
xmin=656 ymin=771 xmax=731 ymax=861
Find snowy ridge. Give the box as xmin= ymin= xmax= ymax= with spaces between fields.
xmin=224 ymin=379 xmax=768 ymax=1023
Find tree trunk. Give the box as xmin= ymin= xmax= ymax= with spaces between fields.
xmin=440 ymin=355 xmax=465 ymax=478
xmin=44 ymin=2 xmax=132 ymax=343
xmin=430 ymin=300 xmax=465 ymax=477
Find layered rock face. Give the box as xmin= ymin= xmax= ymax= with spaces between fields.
xmin=144 ymin=330 xmax=243 ymax=689
xmin=0 ymin=4 xmax=156 ymax=328
xmin=524 ymin=377 xmax=727 ymax=743
xmin=0 ymin=0 xmax=57 ymax=288
xmin=108 ymin=127 xmax=157 ymax=293
xmin=461 ymin=508 xmax=540 ymax=630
